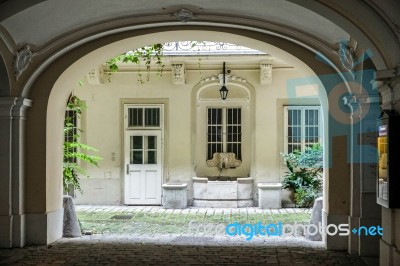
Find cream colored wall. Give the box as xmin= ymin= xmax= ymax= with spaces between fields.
xmin=73 ymin=63 xmax=319 ymax=205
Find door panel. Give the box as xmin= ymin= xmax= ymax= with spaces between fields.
xmin=145 ymin=170 xmax=157 ymax=200
xmin=129 ymin=170 xmax=142 ymax=199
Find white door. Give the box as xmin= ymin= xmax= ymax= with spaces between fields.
xmin=124 ymin=130 xmax=162 ymax=205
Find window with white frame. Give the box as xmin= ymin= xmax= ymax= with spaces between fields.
xmin=64 ymin=109 xmax=78 ymax=164
xmin=284 ymin=106 xmax=321 ymax=153
xmin=127 ymin=106 xmax=161 ymax=129
xmin=207 ymin=107 xmax=242 ymax=160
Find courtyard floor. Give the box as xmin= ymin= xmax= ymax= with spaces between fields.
xmin=0 ymin=206 xmax=373 ymax=265
xmin=75 ymin=205 xmax=312 ymax=236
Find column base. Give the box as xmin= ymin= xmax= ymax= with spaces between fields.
xmin=0 ymin=214 xmax=26 ymax=248
xmin=358 ymin=217 xmax=380 ymax=257
xmin=380 ymin=238 xmax=400 ymax=266
xmin=348 ymin=216 xmax=360 ymax=254
xmin=26 ymin=208 xmax=63 ymax=245
xmin=0 ymin=215 xmax=12 ymax=248
xmin=323 ymin=210 xmax=348 ymax=250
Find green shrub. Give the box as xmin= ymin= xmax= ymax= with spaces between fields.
xmin=281 ymin=144 xmax=323 ymax=207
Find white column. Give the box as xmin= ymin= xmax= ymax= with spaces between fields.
xmin=344 ymin=96 xmax=361 ymax=255
xmin=0 ymin=97 xmax=32 ymax=248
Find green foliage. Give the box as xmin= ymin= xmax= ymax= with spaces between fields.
xmin=106 ymin=43 xmax=165 ymax=83
xmin=294 ymin=186 xmax=321 ymax=208
xmin=63 ymin=95 xmax=102 ymax=193
xmin=281 ymin=144 xmax=323 ymax=207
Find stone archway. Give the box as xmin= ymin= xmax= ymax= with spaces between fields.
xmin=23 ymin=26 xmax=357 ymax=248
xmin=0 ymin=12 xmax=386 ymax=261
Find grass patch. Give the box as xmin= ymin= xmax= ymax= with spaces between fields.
xmin=77 ymin=210 xmax=311 ymax=235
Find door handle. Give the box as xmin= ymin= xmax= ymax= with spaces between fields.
xmin=126 ymin=164 xmax=129 ymax=174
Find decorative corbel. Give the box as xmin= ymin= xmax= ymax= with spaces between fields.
xmin=14 ymin=45 xmax=33 ymax=81
xmin=171 ymin=63 xmax=186 ymax=85
xmin=172 ymin=9 xmax=195 ymax=23
xmin=335 ymin=39 xmax=357 ymax=73
xmin=87 ymin=66 xmax=107 ymax=84
xmin=260 ymin=63 xmax=272 ymax=85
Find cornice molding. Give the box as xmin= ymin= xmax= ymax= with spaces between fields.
xmin=9 ymin=8 xmax=350 ymax=97
xmin=10 ymin=9 xmax=337 ymax=65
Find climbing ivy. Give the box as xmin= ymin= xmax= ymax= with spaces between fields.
xmin=63 ymin=95 xmax=102 ymax=193
xmin=106 ymin=44 xmax=165 ymax=83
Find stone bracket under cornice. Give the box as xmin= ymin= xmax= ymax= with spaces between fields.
xmin=260 ymin=62 xmax=272 ymax=85
xmin=171 ymin=62 xmax=185 ymax=85
xmin=87 ymin=66 xmax=107 ymax=85
xmin=376 ymin=67 xmax=400 ymax=81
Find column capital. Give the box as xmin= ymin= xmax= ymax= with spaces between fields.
xmin=343 ymin=94 xmax=380 ymax=118
xmin=378 ymin=76 xmax=400 ymax=109
xmin=343 ymin=95 xmax=362 ymax=118
xmin=0 ymin=97 xmax=32 ymax=117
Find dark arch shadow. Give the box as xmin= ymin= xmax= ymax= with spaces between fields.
xmin=0 ymin=54 xmax=10 ymax=96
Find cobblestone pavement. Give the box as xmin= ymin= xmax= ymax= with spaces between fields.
xmin=0 ymin=206 xmax=368 ymax=265
xmin=0 ymin=235 xmax=367 ymax=265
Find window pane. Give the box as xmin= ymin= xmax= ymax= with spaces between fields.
xmin=147 ymin=151 xmax=157 ymax=164
xmin=207 ymin=107 xmax=241 ymax=160
xmin=289 ymin=110 xmax=301 ymax=126
xmin=208 ymin=108 xmax=222 ymax=125
xmin=132 ymin=136 xmax=143 ymax=149
xmin=305 ymin=109 xmax=319 ymax=126
xmin=64 ymin=110 xmax=78 ymax=163
xmin=128 ymin=108 xmax=143 ymax=127
xmin=131 ymin=151 xmax=143 ymax=164
xmin=207 ymin=144 xmax=213 ymax=159
xmin=286 ymin=107 xmax=321 ymax=153
xmin=148 ymin=136 xmax=156 ymax=149
xmin=207 ymin=108 xmax=224 ymax=160
xmin=145 ymin=108 xmax=160 ymax=127
xmin=226 ymin=108 xmax=242 ymax=159
xmin=227 ymin=108 xmax=240 ymax=125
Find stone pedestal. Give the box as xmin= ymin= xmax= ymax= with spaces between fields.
xmin=162 ymin=183 xmax=187 ymax=209
xmin=307 ymin=196 xmax=323 ymax=241
xmin=63 ymin=196 xmax=81 ymax=237
xmin=258 ymin=183 xmax=282 ymax=209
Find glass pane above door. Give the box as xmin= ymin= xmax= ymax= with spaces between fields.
xmin=128 ymin=107 xmax=161 ymax=128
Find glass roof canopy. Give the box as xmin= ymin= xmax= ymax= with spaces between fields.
xmin=162 ymin=41 xmax=267 ymax=56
